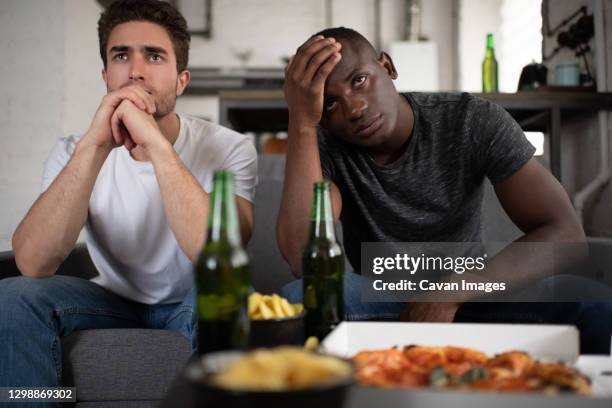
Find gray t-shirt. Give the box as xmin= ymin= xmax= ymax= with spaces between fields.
xmin=318 ymin=92 xmax=535 ymax=273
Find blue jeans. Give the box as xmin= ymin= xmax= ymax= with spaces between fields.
xmin=280 ymin=272 xmax=612 ymax=354
xmin=0 ymin=276 xmax=196 ymax=389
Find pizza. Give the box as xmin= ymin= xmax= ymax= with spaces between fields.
xmin=352 ymin=346 xmax=591 ymax=395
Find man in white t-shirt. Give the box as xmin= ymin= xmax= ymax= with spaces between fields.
xmin=1 ymin=0 xmax=256 ymax=387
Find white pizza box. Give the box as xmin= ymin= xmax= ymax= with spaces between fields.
xmin=321 ymin=322 xmax=580 ymax=362
xmin=321 ymin=322 xmax=612 ymax=398
xmin=575 ymin=356 xmax=612 ymax=397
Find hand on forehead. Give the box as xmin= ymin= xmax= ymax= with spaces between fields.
xmin=324 ymin=38 xmax=378 ymax=86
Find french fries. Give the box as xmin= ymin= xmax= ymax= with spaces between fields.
xmin=248 ymin=292 xmax=304 ymax=320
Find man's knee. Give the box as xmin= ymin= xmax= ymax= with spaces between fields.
xmin=0 ymin=276 xmax=66 ymax=316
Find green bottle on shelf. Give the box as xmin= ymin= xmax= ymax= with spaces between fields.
xmin=482 ymin=33 xmax=499 ymax=93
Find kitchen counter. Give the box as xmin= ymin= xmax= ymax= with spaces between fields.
xmin=184 ymin=67 xmax=284 ymax=95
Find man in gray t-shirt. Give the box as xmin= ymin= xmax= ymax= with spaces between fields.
xmin=318 ymin=92 xmax=535 ymax=273
xmin=277 ymin=27 xmax=585 ymax=323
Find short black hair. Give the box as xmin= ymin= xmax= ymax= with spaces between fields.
xmin=313 ymin=27 xmax=377 ymax=57
xmin=98 ymin=0 xmax=191 ymax=72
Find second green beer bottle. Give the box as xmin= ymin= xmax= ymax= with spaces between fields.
xmin=302 ymin=181 xmax=344 ymax=340
xmin=482 ymin=33 xmax=499 ymax=93
xmin=196 ymin=170 xmax=250 ymax=354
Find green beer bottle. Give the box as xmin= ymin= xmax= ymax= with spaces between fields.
xmin=482 ymin=33 xmax=499 ymax=93
xmin=196 ymin=170 xmax=250 ymax=354
xmin=302 ymin=181 xmax=344 ymax=340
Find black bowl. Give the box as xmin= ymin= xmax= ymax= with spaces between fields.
xmin=186 ymin=349 xmax=353 ymax=408
xmin=249 ymin=311 xmax=305 ymax=348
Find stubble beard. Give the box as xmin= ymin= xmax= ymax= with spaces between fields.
xmin=153 ymin=84 xmax=177 ymax=119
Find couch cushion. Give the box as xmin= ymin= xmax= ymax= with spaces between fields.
xmin=62 ymin=329 xmax=192 ymax=402
xmin=0 ymin=244 xmax=98 ymax=280
xmin=248 ymin=155 xmax=295 ymax=293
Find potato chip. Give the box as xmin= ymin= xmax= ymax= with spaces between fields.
xmin=210 ymin=347 xmax=352 ymax=391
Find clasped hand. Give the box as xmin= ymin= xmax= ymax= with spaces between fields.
xmin=85 ymin=83 xmax=164 ymax=152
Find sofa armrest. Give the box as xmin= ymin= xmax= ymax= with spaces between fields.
xmin=0 ymin=244 xmax=98 ymax=280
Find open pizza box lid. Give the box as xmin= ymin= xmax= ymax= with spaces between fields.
xmin=322 ymin=322 xmax=612 ymax=397
xmin=321 ymin=322 xmax=580 ymax=361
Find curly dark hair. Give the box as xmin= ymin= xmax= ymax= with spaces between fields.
xmin=98 ymin=0 xmax=190 ymax=72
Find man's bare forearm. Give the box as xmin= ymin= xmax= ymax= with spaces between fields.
xmin=276 ymin=124 xmax=324 ymax=277
xmin=447 ymin=221 xmax=586 ymax=304
xmin=12 ymin=139 xmax=111 ymax=277
xmin=148 ymin=141 xmax=211 ymax=262
xmin=477 ymin=221 xmax=586 ymax=291
xmin=279 ymin=35 xmax=343 ymax=277
xmin=401 ymin=221 xmax=586 ymax=321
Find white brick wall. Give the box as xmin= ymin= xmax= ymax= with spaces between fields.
xmin=0 ymin=0 xmax=65 ymax=252
xmin=187 ymin=0 xmax=404 ymax=68
xmin=63 ymin=0 xmax=106 ymax=137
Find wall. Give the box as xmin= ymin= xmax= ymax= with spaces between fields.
xmin=458 ymin=0 xmax=503 ymax=91
xmin=185 ymin=0 xmax=405 ymax=68
xmin=0 ymin=0 xmax=65 ymax=251
xmin=63 ymin=0 xmax=106 ymax=136
xmin=420 ymin=0 xmax=458 ymax=90
xmin=498 ymin=0 xmax=543 ymax=93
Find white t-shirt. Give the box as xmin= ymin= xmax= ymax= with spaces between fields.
xmin=42 ymin=114 xmax=257 ymax=304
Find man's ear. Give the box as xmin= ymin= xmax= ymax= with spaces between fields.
xmin=176 ymin=70 xmax=191 ymax=96
xmin=101 ymin=68 xmax=108 ymax=85
xmin=379 ymin=52 xmax=398 ymax=80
